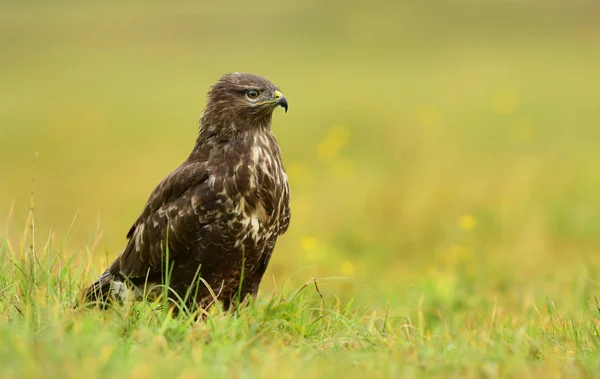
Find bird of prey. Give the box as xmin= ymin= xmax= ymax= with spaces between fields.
xmin=83 ymin=72 xmax=290 ymax=311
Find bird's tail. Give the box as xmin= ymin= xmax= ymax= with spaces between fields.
xmin=79 ymin=269 xmax=117 ymax=308
xmin=78 ymin=258 xmax=131 ymax=308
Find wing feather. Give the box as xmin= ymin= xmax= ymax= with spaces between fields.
xmin=118 ymin=160 xmax=218 ymax=279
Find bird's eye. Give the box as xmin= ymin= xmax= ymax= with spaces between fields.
xmin=246 ymin=90 xmax=260 ymax=99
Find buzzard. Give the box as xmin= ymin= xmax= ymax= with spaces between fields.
xmin=83 ymin=72 xmax=290 ymax=311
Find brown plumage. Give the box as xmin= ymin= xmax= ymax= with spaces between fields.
xmin=83 ymin=72 xmax=290 ymax=311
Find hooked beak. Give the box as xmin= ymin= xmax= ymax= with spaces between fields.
xmin=274 ymin=90 xmax=288 ymax=113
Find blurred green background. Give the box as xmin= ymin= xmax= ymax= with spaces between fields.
xmin=1 ymin=1 xmax=600 ymax=305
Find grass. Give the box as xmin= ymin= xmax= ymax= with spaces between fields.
xmin=2 ymin=1 xmax=600 ymax=378
xmin=1 ymin=211 xmax=600 ymax=378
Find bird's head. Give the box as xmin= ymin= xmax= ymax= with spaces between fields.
xmin=200 ymin=72 xmax=288 ymax=136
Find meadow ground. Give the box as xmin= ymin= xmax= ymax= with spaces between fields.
xmin=2 ymin=2 xmax=600 ymax=378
